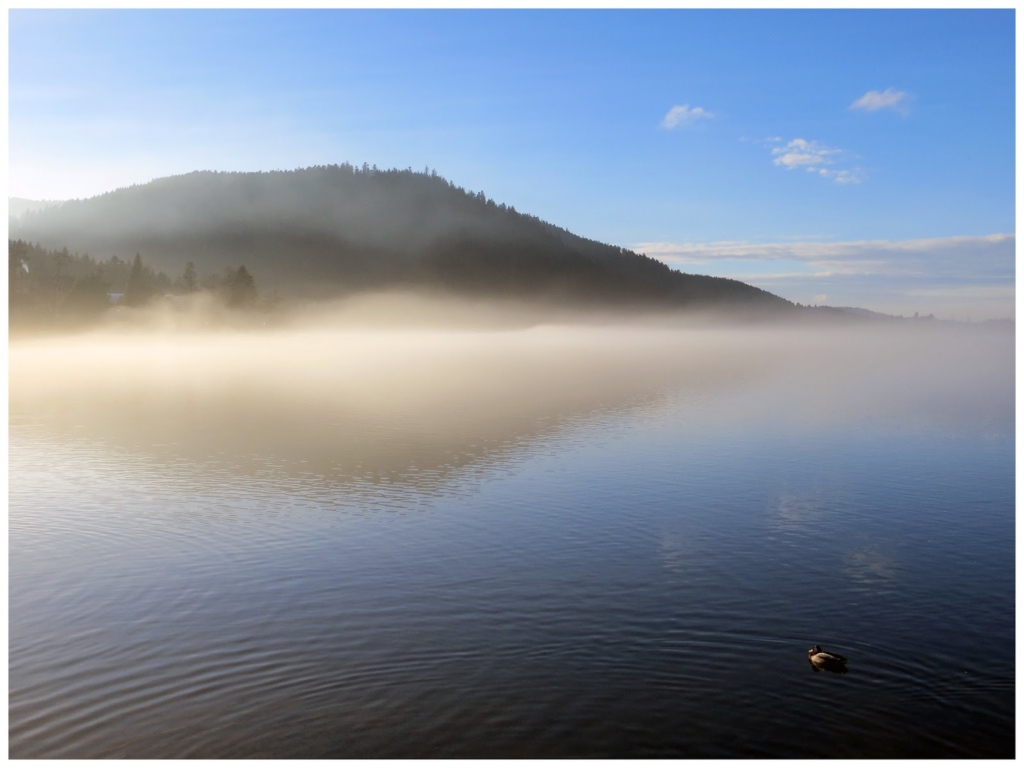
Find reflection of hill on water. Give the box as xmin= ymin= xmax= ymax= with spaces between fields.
xmin=9 ymin=328 xmax=769 ymax=497
xmin=10 ymin=322 xmax=1013 ymax=500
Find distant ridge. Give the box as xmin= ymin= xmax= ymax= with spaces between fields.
xmin=10 ymin=165 xmax=794 ymax=312
xmin=9 ymin=197 xmax=63 ymax=221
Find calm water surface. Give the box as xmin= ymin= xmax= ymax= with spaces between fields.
xmin=9 ymin=324 xmax=1015 ymax=758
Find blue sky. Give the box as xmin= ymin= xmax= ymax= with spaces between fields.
xmin=8 ymin=10 xmax=1016 ymax=319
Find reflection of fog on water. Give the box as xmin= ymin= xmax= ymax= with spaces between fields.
xmin=10 ymin=328 xmax=735 ymax=493
xmin=843 ymin=548 xmax=899 ymax=594
xmin=10 ymin=309 xmax=1014 ymax=497
xmin=774 ymin=490 xmax=829 ymax=526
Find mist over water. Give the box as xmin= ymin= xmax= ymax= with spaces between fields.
xmin=9 ymin=299 xmax=1015 ymax=758
xmin=12 ymin=293 xmax=1013 ymax=430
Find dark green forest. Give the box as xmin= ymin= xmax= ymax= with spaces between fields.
xmin=10 ymin=165 xmax=794 ymax=313
xmin=9 ymin=239 xmax=261 ymax=329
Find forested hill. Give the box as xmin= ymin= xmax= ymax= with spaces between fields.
xmin=10 ymin=165 xmax=792 ymax=311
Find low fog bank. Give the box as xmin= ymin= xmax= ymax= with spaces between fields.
xmin=15 ymin=289 xmax=764 ymax=336
xmin=9 ymin=289 xmax=1013 ymax=337
xmin=11 ymin=300 xmax=1013 ymax=493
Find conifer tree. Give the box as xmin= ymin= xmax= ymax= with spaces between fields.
xmin=124 ymin=253 xmax=149 ymax=307
xmin=226 ymin=265 xmax=257 ymax=308
xmin=181 ymin=261 xmax=198 ymax=293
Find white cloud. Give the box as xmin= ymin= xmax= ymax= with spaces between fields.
xmin=850 ymin=88 xmax=909 ymax=114
xmin=661 ymin=104 xmax=714 ymax=129
xmin=771 ymin=138 xmax=840 ymax=170
xmin=769 ymin=138 xmax=863 ymax=183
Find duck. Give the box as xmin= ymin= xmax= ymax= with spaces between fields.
xmin=808 ymin=645 xmax=848 ymax=673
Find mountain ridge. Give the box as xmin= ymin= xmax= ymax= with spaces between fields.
xmin=10 ymin=165 xmax=794 ymax=312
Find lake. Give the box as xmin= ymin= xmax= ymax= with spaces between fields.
xmin=9 ymin=319 xmax=1015 ymax=758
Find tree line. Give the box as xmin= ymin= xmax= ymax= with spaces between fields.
xmin=9 ymin=239 xmax=262 ymax=328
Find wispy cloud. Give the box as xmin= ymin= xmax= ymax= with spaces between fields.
xmin=768 ymin=137 xmax=862 ymax=184
xmin=905 ymin=285 xmax=1015 ymax=301
xmin=850 ymin=87 xmax=909 ymax=114
xmin=814 ymin=167 xmax=864 ymax=184
xmin=635 ymin=233 xmax=1014 ymax=269
xmin=661 ymin=104 xmax=714 ymax=129
xmin=631 ymin=234 xmax=1015 ymax=319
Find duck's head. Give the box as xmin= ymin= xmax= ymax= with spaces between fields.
xmin=808 ymin=645 xmax=822 ymax=656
